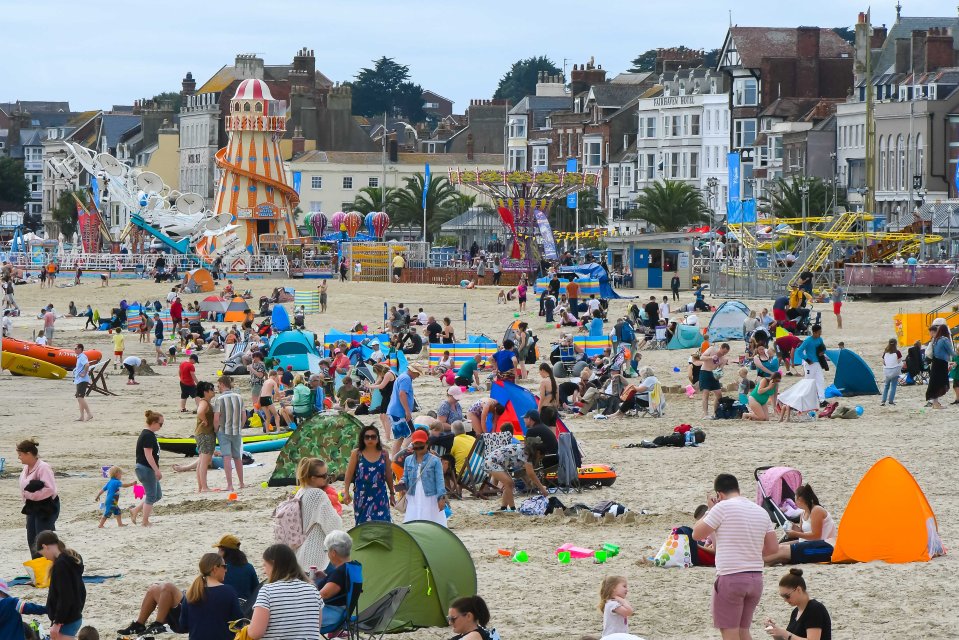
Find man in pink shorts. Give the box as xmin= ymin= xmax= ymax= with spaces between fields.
xmin=693 ymin=473 xmax=778 ymax=639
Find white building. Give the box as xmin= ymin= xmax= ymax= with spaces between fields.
xmin=633 ymin=68 xmax=730 ymax=225
xmin=179 ymin=92 xmax=222 ymax=209
xmin=288 ymin=151 xmax=504 ymax=215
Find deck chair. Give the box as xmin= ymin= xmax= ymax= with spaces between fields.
xmin=320 ymin=561 xmax=363 ymax=639
xmin=353 ymin=586 xmax=411 ymax=640
xmin=641 ymin=382 xmax=666 ymax=418
xmin=85 ymin=358 xmax=117 ymax=397
xmin=458 ymin=436 xmax=496 ymax=498
xmin=650 ymin=326 xmax=668 ymax=350
xmin=556 ymin=343 xmax=577 ymax=376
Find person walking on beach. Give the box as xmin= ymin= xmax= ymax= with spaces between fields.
xmin=693 ymin=473 xmax=778 ymax=640
xmin=17 ymin=438 xmax=59 ymax=558
xmin=671 ymin=274 xmax=681 ymax=301
xmin=154 ymin=313 xmax=165 ymax=365
xmin=179 ymin=354 xmax=199 ymax=413
xmin=319 ymin=280 xmax=328 ymax=313
xmin=131 ymin=411 xmax=164 ymax=527
xmin=214 ymin=375 xmax=246 ymax=491
xmin=699 ymin=343 xmax=729 ymax=420
xmin=42 ymin=305 xmax=56 ymax=344
xmin=832 ymin=285 xmax=844 ymax=330
xmin=343 ymin=425 xmax=395 ymax=524
xmin=387 ymin=365 xmax=422 ymax=456
xmin=74 ymin=344 xmax=93 ymax=422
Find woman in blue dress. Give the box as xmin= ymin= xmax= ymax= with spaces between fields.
xmin=343 ymin=424 xmax=395 ymax=523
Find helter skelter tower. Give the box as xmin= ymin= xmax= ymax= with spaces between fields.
xmin=214 ymin=78 xmax=299 ymax=253
xmin=449 ymin=167 xmax=601 ymax=267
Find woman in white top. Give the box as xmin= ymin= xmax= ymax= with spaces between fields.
xmin=246 ymin=544 xmax=322 ymax=640
xmin=880 ymin=338 xmax=902 ymax=406
xmin=764 ymin=484 xmax=838 ymax=565
xmin=293 ymin=458 xmax=344 ymax=572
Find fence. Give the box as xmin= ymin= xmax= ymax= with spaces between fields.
xmin=708 ymin=257 xmax=785 ymax=299
xmin=844 ymin=263 xmax=956 ymax=290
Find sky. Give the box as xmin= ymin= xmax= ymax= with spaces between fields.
xmin=0 ymin=0 xmax=946 ymax=113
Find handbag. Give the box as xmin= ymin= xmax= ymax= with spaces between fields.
xmin=395 ymin=460 xmax=423 ymax=514
xmin=653 ymin=531 xmax=693 ymax=568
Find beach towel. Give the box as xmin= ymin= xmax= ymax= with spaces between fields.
xmin=6 ymin=574 xmax=122 ymax=587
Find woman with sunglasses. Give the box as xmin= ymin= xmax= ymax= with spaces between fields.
xmin=447 ymin=595 xmax=493 ymax=640
xmin=179 ymin=553 xmax=242 ymax=640
xmin=343 ymin=426 xmax=395 ymax=524
xmin=764 ymin=568 xmax=831 ymax=640
xmin=294 ymin=458 xmax=344 ymax=570
xmin=400 ymin=430 xmax=447 ymax=526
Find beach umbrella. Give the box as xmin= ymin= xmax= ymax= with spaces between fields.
xmin=364 ymin=211 xmax=376 ymax=236
xmin=372 ymin=211 xmax=390 ymax=239
xmin=309 ymin=212 xmax=327 ymax=237
xmin=199 ymin=296 xmax=229 ymax=313
xmin=344 ymin=211 xmax=363 ymax=238
xmin=330 ymin=211 xmax=347 ymax=234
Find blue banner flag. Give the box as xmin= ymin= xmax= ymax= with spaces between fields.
xmin=566 ymin=158 xmax=578 ymax=208
xmin=727 ymin=152 xmax=741 ymax=202
xmin=534 ymin=208 xmax=559 ymax=259
xmin=954 ymin=161 xmax=959 ymax=197
xmin=422 ymin=163 xmax=431 ymax=209
xmin=90 ymin=176 xmax=101 ymax=210
xmin=292 ymin=171 xmax=302 ymax=194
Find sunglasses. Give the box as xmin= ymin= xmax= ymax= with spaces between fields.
xmin=364 ymin=434 xmax=379 ymax=440
xmin=780 ymin=588 xmax=796 ymax=600
xmin=412 ymin=444 xmax=426 ymax=451
xmin=447 ymin=614 xmax=460 ymax=624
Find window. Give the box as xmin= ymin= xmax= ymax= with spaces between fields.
xmin=368 ymin=177 xmax=379 ymax=187
xmin=668 ymin=152 xmax=680 ymax=179
xmin=733 ymin=77 xmax=758 ymax=106
xmin=916 ymin=133 xmax=924 ymax=177
xmin=897 ymin=134 xmax=905 ymax=191
xmin=683 ymin=115 xmax=690 ymax=136
xmin=509 ymin=118 xmax=526 ymax=138
xmin=311 ymin=176 xmax=322 ymax=189
xmin=611 ymin=166 xmax=620 ymax=186
xmin=769 ymin=136 xmax=783 ymax=161
xmin=508 ymin=148 xmax=527 ymax=171
xmin=689 ymin=152 xmax=699 ymax=179
xmin=343 ymin=176 xmax=353 ymax=189
xmin=611 ymin=197 xmax=621 ymax=217
xmin=733 ymin=119 xmax=756 ymax=148
xmin=644 ymin=116 xmax=656 ymax=138
xmin=309 ymin=201 xmax=322 ymax=212
xmin=532 ymin=146 xmax=548 ymax=170
xmin=691 ymin=114 xmax=700 ymax=136
xmin=30 ymin=174 xmax=42 ymax=192
xmin=641 ymin=153 xmax=656 ymax=179
xmin=671 ymin=116 xmax=680 ymax=137
xmin=584 ymin=141 xmax=602 ymax=167
xmin=705 ymin=110 xmax=712 ymax=132
xmin=878 ymin=136 xmax=886 ymax=189
xmin=621 ymin=165 xmax=633 ymax=189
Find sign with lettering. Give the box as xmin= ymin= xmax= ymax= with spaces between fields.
xmin=255 ymin=203 xmax=279 ymax=219
xmin=653 ymin=96 xmax=696 ymax=107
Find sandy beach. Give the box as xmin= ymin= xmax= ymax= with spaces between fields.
xmin=1 ymin=275 xmax=956 ymax=639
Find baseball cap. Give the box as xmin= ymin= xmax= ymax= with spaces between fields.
xmin=524 ymin=409 xmax=541 ymax=422
xmin=411 ymin=429 xmax=429 ymax=444
xmin=214 ymin=534 xmax=241 ymax=550
xmin=447 ymin=385 xmax=464 ymax=400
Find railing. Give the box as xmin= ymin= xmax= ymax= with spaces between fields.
xmin=844 ymin=263 xmax=957 ymax=288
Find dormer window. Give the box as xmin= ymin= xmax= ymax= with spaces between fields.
xmin=255 ymin=103 xmax=263 ymax=112
xmin=232 ymin=102 xmax=239 ymax=111
xmin=243 ymin=103 xmax=251 ymax=112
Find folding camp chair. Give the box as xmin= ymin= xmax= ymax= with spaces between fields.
xmin=458 ymin=436 xmax=497 ymax=498
xmin=320 ymin=561 xmax=363 ymax=640
xmin=557 ymin=343 xmax=577 ymax=376
xmin=650 ymin=326 xmax=668 ymax=350
xmin=353 ymin=586 xmax=411 ymax=640
xmin=85 ymin=359 xmax=117 ymax=397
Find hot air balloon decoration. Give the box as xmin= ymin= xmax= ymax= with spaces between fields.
xmin=309 ymin=212 xmax=327 ymax=238
xmin=364 ymin=212 xmax=376 ymax=237
xmin=330 ymin=211 xmax=347 ymax=235
xmin=372 ymin=211 xmax=390 ymax=239
xmin=344 ymin=211 xmax=363 ymax=239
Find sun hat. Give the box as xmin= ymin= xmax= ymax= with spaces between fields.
xmin=214 ymin=534 xmax=241 ymax=550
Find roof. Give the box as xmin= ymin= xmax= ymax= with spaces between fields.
xmin=0 ymin=101 xmax=70 ymax=115
xmin=873 ymin=17 xmax=959 ymax=76
xmin=609 ymin=72 xmax=656 ymax=85
xmin=422 ymin=89 xmax=453 ymax=103
xmin=196 ymin=63 xmax=333 ymax=95
xmin=588 ymin=83 xmax=647 ymax=108
xmin=759 ymin=98 xmax=821 ymax=119
xmin=234 ymin=78 xmax=274 ymax=100
xmin=20 ymin=130 xmax=43 ymax=147
xmin=726 ymin=27 xmax=853 ymax=69
xmin=100 ymin=114 xmax=142 ymax=148
xmin=440 ymin=208 xmax=500 ymax=231
xmin=294 ymin=151 xmax=503 ymax=166
xmin=508 ymin=95 xmax=572 ymax=128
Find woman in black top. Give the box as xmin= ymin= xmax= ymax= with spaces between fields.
xmin=36 ymin=530 xmax=85 ymax=639
xmin=447 ymin=595 xmax=493 ymax=640
xmin=765 ymin=568 xmax=831 ymax=640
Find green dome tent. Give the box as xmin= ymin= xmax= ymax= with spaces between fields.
xmin=668 ymin=324 xmax=705 ymax=350
xmin=349 ymin=521 xmax=477 ymax=631
xmin=267 ymin=412 xmax=364 ymax=486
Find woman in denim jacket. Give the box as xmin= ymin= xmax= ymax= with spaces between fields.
xmin=400 ymin=430 xmax=447 ymax=526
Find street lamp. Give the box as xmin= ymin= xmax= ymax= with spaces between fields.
xmin=916 ymin=187 xmax=927 ymax=260
xmin=705 ymin=176 xmax=719 ymax=228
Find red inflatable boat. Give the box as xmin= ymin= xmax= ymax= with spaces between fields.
xmin=1 ymin=337 xmax=102 ymax=369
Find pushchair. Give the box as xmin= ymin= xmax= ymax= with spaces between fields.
xmin=904 ymin=343 xmax=929 ymax=385
xmin=754 ymin=466 xmax=803 ymax=529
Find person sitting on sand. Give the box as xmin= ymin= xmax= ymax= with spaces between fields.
xmin=178 ymin=553 xmax=242 ymax=640
xmin=764 ymin=484 xmax=837 ymax=566
xmin=117 ymin=583 xmax=188 ymax=637
xmin=483 ymin=434 xmax=549 ymax=512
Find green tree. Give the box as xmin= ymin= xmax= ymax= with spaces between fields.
xmin=549 ymin=188 xmax=606 ymax=232
xmin=630 ymin=180 xmax=710 ymax=231
xmin=350 ymin=57 xmax=427 ymax=122
xmin=761 ymin=176 xmax=846 ymax=218
xmin=51 ymin=189 xmax=84 ymax=238
xmin=0 ymin=157 xmax=28 ymax=211
xmin=390 ymin=173 xmax=461 ymax=242
xmin=493 ymin=56 xmax=561 ymax=105
xmin=628 ymin=46 xmax=721 ymax=72
xmin=150 ymin=91 xmax=183 ymax=113
xmin=832 ymin=27 xmax=856 ymax=45
xmin=352 ymin=186 xmax=397 ymax=214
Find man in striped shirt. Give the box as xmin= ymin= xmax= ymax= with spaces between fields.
xmin=214 ymin=375 xmax=246 ymax=490
xmin=693 ymin=473 xmax=778 ymax=639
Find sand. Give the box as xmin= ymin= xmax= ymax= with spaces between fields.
xmin=1 ymin=276 xmax=956 ymax=639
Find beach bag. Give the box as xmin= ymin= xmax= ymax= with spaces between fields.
xmin=22 ymin=557 xmax=53 ymax=588
xmin=653 ymin=531 xmax=693 ymax=568
xmin=519 ymin=495 xmax=549 ymax=516
xmin=272 ymin=493 xmax=305 ymax=549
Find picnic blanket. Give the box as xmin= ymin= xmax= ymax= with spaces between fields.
xmin=7 ymin=574 xmax=122 ymax=586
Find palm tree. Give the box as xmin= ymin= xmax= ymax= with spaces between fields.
xmin=390 ymin=173 xmax=462 ymax=241
xmin=352 ymin=186 xmax=396 ymax=215
xmin=630 ymin=180 xmax=709 ymax=231
xmin=549 ymin=187 xmax=606 ymax=232
xmin=761 ymin=176 xmax=846 ymax=218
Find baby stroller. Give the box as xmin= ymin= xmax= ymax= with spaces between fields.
xmin=754 ymin=466 xmax=803 ymax=529
xmin=904 ymin=343 xmax=929 ymax=385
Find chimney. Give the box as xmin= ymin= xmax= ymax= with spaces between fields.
xmin=570 ymin=59 xmax=607 ymax=95
xmin=911 ymin=30 xmax=928 ymax=75
xmin=235 ymin=53 xmax=264 ymax=80
xmin=795 ymin=27 xmax=821 ymax=98
xmin=871 ymin=25 xmax=888 ymax=49
xmin=291 ymin=126 xmax=305 ymax=156
xmin=536 ymin=73 xmax=566 ymax=97
xmin=466 ymin=132 xmax=474 ymax=161
xmin=181 ymin=72 xmax=196 ymax=97
xmin=894 ymin=38 xmax=910 ymax=74
xmin=926 ymin=27 xmax=956 ymax=72
xmin=854 ymin=14 xmax=872 ymax=85
xmin=293 ymin=47 xmax=316 ymax=83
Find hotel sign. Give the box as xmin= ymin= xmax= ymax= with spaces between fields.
xmin=653 ymin=96 xmax=696 ymax=106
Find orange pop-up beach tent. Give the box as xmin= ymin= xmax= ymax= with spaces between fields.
xmin=831 ymin=457 xmax=944 ymax=564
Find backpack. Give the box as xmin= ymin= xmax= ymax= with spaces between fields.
xmin=620 ymin=321 xmax=635 ymax=344
xmin=272 ymin=493 xmax=305 ymax=549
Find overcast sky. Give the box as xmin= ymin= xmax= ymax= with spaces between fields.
xmin=1 ymin=1 xmax=945 ymax=112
